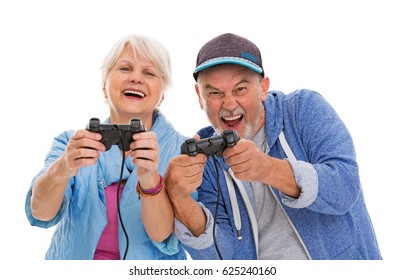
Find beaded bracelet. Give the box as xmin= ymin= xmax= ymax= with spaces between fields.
xmin=136 ymin=175 xmax=164 ymax=199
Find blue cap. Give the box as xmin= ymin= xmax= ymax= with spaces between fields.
xmin=193 ymin=33 xmax=264 ymax=81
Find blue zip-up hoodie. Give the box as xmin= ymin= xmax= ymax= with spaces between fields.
xmin=175 ymin=89 xmax=382 ymax=260
xmin=25 ymin=112 xmax=188 ymax=260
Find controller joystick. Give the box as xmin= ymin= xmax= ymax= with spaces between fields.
xmin=86 ymin=117 xmax=146 ymax=151
xmin=181 ymin=130 xmax=240 ymax=157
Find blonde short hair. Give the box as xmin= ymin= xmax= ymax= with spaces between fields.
xmin=101 ymin=34 xmax=172 ymax=91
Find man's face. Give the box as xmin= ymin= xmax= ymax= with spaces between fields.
xmin=196 ymin=64 xmax=269 ymax=139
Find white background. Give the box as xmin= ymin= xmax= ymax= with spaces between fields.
xmin=0 ymin=0 xmax=403 ymax=278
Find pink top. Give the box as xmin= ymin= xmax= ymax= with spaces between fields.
xmin=93 ymin=182 xmax=124 ymax=260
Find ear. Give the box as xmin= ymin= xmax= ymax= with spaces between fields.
xmin=260 ymin=77 xmax=270 ymax=101
xmin=157 ymin=92 xmax=165 ymax=107
xmin=102 ymin=83 xmax=108 ymax=99
xmin=195 ymin=83 xmax=204 ymax=110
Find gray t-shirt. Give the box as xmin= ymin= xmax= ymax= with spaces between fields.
xmin=245 ymin=126 xmax=310 ymax=260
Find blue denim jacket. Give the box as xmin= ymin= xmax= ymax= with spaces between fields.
xmin=25 ymin=112 xmax=188 ymax=260
xmin=175 ymin=89 xmax=382 ymax=260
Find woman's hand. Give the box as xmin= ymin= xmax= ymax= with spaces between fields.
xmin=129 ymin=131 xmax=160 ymax=190
xmin=61 ymin=129 xmax=105 ymax=177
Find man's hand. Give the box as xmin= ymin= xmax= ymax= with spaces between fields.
xmin=223 ymin=139 xmax=300 ymax=198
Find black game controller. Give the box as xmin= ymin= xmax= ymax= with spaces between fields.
xmin=86 ymin=117 xmax=146 ymax=151
xmin=181 ymin=130 xmax=240 ymax=157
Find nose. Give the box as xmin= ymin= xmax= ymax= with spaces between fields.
xmin=222 ymin=93 xmax=238 ymax=111
xmin=128 ymin=69 xmax=144 ymax=84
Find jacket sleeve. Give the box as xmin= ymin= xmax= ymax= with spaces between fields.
xmin=25 ymin=131 xmax=75 ymax=228
xmin=174 ymin=202 xmax=215 ymax=246
xmin=282 ymin=90 xmax=361 ymax=215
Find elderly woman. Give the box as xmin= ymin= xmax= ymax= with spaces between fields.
xmin=25 ymin=34 xmax=188 ymax=260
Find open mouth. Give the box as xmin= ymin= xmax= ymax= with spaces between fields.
xmin=221 ymin=114 xmax=243 ymax=128
xmin=123 ymin=89 xmax=145 ymax=98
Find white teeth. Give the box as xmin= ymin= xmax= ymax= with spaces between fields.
xmin=124 ymin=90 xmax=145 ymax=97
xmin=223 ymin=115 xmax=241 ymax=121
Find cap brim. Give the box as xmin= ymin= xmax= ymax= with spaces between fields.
xmin=194 ymin=57 xmax=263 ymax=75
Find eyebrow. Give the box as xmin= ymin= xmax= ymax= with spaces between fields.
xmin=115 ymin=60 xmax=134 ymax=67
xmin=204 ymin=84 xmax=221 ymax=91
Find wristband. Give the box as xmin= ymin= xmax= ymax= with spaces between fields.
xmin=136 ymin=175 xmax=164 ymax=199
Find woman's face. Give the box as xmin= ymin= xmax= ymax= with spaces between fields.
xmin=103 ymin=44 xmax=164 ymax=128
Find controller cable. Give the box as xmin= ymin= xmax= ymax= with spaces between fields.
xmin=210 ymin=151 xmax=224 ymax=260
xmin=116 ymin=132 xmax=129 ymax=260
